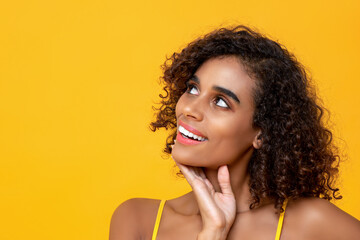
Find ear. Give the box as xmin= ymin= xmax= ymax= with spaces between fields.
xmin=252 ymin=130 xmax=262 ymax=149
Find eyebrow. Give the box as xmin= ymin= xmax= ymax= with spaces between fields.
xmin=189 ymin=75 xmax=240 ymax=103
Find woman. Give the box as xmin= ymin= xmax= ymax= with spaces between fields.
xmin=109 ymin=25 xmax=360 ymax=239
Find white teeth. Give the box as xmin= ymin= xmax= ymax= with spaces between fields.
xmin=184 ymin=128 xmax=190 ymax=135
xmin=178 ymin=125 xmax=206 ymax=141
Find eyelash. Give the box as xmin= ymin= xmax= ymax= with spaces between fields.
xmin=185 ymin=82 xmax=230 ymax=109
xmin=213 ymin=96 xmax=229 ymax=109
xmin=186 ymin=83 xmax=199 ymax=95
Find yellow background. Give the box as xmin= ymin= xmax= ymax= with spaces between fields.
xmin=0 ymin=0 xmax=359 ymax=239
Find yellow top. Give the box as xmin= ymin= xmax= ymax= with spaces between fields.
xmin=275 ymin=199 xmax=288 ymax=240
xmin=152 ymin=199 xmax=288 ymax=240
xmin=151 ymin=199 xmax=166 ymax=240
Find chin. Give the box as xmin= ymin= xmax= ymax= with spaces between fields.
xmin=171 ymin=146 xmax=224 ymax=169
xmin=172 ymin=147 xmax=203 ymax=166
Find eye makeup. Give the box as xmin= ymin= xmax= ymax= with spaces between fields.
xmin=188 ymin=75 xmax=240 ymax=104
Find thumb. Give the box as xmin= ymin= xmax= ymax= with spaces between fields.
xmin=217 ymin=165 xmax=233 ymax=196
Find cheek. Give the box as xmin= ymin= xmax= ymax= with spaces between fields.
xmin=208 ymin=115 xmax=256 ymax=159
xmin=213 ymin=113 xmax=255 ymax=143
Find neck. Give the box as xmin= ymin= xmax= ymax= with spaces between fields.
xmin=203 ymin=147 xmax=254 ymax=213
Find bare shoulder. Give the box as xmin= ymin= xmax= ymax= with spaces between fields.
xmin=109 ymin=198 xmax=162 ymax=240
xmin=283 ymin=197 xmax=360 ymax=240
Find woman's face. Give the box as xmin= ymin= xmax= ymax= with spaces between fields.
xmin=171 ymin=56 xmax=261 ymax=169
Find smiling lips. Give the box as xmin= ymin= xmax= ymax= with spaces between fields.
xmin=176 ymin=121 xmax=208 ymax=145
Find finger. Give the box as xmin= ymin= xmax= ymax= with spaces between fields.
xmin=198 ymin=167 xmax=207 ymax=179
xmin=175 ymin=163 xmax=223 ymax=220
xmin=217 ymin=165 xmax=234 ymax=196
xmin=176 ymin=163 xmax=213 ymax=198
xmin=175 ymin=161 xmax=199 ymax=185
xmin=193 ymin=166 xmax=205 ymax=178
xmin=173 ymin=159 xmax=197 ymax=179
xmin=204 ymin=178 xmax=215 ymax=195
xmin=175 ymin=161 xmax=193 ymax=178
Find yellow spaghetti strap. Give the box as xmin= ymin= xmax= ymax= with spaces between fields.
xmin=151 ymin=199 xmax=166 ymax=240
xmin=275 ymin=199 xmax=288 ymax=240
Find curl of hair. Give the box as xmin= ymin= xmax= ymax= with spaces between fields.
xmin=150 ymin=25 xmax=342 ymax=211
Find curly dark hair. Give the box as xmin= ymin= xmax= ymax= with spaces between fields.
xmin=150 ymin=25 xmax=342 ymax=211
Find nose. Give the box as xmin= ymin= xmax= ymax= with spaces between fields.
xmin=182 ymin=97 xmax=204 ymax=121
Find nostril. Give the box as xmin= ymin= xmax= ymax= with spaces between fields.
xmin=185 ymin=113 xmax=196 ymax=119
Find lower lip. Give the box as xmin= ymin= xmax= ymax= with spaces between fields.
xmin=176 ymin=131 xmax=206 ymax=145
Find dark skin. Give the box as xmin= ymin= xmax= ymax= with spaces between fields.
xmin=109 ymin=56 xmax=360 ymax=240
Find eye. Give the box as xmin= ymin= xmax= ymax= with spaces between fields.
xmin=186 ymin=83 xmax=199 ymax=95
xmin=214 ymin=97 xmax=229 ymax=108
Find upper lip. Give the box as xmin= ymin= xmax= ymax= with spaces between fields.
xmin=178 ymin=120 xmax=207 ymax=139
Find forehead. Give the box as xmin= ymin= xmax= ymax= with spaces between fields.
xmin=194 ymin=56 xmax=256 ymax=104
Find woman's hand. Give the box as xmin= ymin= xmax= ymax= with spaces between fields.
xmin=172 ymin=157 xmax=236 ymax=240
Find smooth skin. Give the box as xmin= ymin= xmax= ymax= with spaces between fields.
xmin=110 ymin=56 xmax=360 ymax=240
